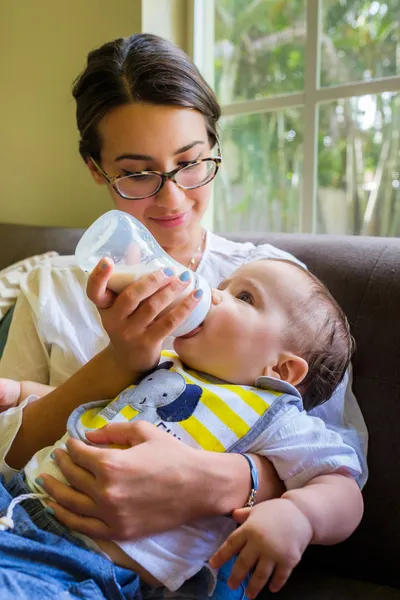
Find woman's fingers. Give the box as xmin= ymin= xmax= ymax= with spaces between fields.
xmin=150 ymin=288 xmax=203 ymax=339
xmin=132 ymin=271 xmax=192 ymax=325
xmin=52 ymin=444 xmax=99 ymax=486
xmin=62 ymin=438 xmax=112 ymax=478
xmin=108 ymin=267 xmax=178 ymax=322
xmin=85 ymin=420 xmax=159 ymax=447
xmin=45 ymin=500 xmax=111 ymax=538
xmin=86 ymin=258 xmax=116 ymax=309
xmin=39 ymin=475 xmax=97 ymax=516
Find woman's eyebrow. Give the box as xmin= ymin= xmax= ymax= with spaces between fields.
xmin=114 ymin=141 xmax=205 ymax=163
xmin=115 ymin=153 xmax=153 ymax=162
xmin=173 ymin=141 xmax=205 ymax=155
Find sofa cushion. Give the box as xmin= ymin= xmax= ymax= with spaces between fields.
xmin=260 ymin=570 xmax=400 ymax=599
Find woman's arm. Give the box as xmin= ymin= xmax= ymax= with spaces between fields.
xmin=5 ymin=345 xmax=135 ymax=469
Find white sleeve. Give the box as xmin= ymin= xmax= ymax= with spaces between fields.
xmin=0 ymin=279 xmax=50 ymax=383
xmin=309 ymin=366 xmax=368 ymax=488
xmin=246 ymin=400 xmax=362 ymax=490
xmin=0 ymin=272 xmax=50 ymax=479
xmin=0 ymin=396 xmax=39 ymax=480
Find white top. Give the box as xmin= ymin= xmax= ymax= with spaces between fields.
xmin=23 ymin=353 xmax=361 ymax=592
xmin=0 ymin=230 xmax=368 ymax=487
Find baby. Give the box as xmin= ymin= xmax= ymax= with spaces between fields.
xmin=0 ymin=258 xmax=362 ymax=598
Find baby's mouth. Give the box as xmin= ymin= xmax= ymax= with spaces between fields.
xmin=178 ymin=323 xmax=203 ymax=339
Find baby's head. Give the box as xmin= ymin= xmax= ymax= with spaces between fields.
xmin=174 ymin=259 xmax=353 ymax=410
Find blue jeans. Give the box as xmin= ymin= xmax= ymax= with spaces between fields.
xmin=212 ymin=560 xmax=247 ymax=600
xmin=0 ymin=474 xmax=242 ymax=600
xmin=0 ymin=473 xmax=140 ymax=599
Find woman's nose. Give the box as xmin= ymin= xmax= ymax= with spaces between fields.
xmin=155 ymin=179 xmax=186 ymax=210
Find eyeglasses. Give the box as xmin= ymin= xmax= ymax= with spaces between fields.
xmin=90 ymin=144 xmax=222 ymax=200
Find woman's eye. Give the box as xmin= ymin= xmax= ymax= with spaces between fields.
xmin=236 ymin=291 xmax=253 ymax=305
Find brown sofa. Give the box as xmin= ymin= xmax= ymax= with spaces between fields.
xmin=1 ymin=222 xmax=399 ymax=599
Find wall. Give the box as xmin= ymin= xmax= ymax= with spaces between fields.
xmin=0 ymin=0 xmax=190 ymax=227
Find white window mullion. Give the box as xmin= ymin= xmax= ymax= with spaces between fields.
xmin=190 ymin=0 xmax=215 ymax=86
xmin=190 ymin=0 xmax=216 ymax=231
xmin=221 ymin=92 xmax=305 ymax=117
xmin=301 ymin=0 xmax=321 ymax=233
xmin=315 ymin=75 xmax=400 ymax=103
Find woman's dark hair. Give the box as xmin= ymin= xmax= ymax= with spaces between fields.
xmin=72 ymin=33 xmax=221 ymax=162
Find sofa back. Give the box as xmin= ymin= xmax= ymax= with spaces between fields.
xmin=1 ymin=223 xmax=399 ymax=587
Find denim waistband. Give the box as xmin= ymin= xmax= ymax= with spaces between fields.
xmin=3 ymin=471 xmax=90 ymax=550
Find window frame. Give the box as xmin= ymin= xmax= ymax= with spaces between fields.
xmin=190 ymin=0 xmax=400 ymax=233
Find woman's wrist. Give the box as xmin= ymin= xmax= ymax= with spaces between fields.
xmin=194 ymin=451 xmax=285 ymax=517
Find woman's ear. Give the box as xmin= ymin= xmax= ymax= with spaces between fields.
xmin=87 ymin=158 xmax=107 ymax=185
xmin=263 ymin=353 xmax=308 ymax=387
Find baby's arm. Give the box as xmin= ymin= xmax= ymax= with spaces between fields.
xmin=210 ymin=472 xmax=363 ymax=597
xmin=0 ymin=379 xmax=55 ymax=411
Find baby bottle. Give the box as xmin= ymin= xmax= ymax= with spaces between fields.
xmin=75 ymin=210 xmax=211 ymax=337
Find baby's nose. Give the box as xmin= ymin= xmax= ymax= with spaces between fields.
xmin=211 ymin=289 xmax=223 ymax=305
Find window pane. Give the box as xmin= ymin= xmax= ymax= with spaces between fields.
xmin=214 ymin=0 xmax=306 ymax=104
xmin=317 ymin=92 xmax=400 ymax=236
xmin=321 ymin=0 xmax=400 ymax=87
xmin=215 ymin=111 xmax=303 ymax=233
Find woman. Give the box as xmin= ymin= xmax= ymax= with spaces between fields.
xmin=0 ymin=33 xmax=367 ymax=598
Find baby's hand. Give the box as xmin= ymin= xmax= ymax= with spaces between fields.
xmin=210 ymin=499 xmax=313 ymax=597
xmin=0 ymin=379 xmax=22 ymax=412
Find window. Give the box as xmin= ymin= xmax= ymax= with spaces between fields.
xmin=193 ymin=0 xmax=400 ymax=235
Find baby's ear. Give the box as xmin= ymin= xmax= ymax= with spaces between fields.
xmin=263 ymin=353 xmax=308 ymax=387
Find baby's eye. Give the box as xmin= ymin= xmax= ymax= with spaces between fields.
xmin=236 ymin=291 xmax=253 ymax=305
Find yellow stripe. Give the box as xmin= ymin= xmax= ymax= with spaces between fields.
xmin=180 ymin=416 xmax=225 ymax=452
xmin=186 ymin=370 xmax=273 ymax=416
xmin=161 ymin=350 xmax=176 ymax=359
xmin=80 ymin=408 xmax=108 ymax=429
xmin=183 ymin=374 xmax=249 ymax=438
xmin=121 ymin=405 xmax=139 ymax=420
xmin=221 ymin=385 xmax=272 ymax=415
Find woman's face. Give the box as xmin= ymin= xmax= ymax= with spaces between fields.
xmin=87 ymin=102 xmax=213 ymax=251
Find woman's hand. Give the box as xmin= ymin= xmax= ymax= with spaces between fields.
xmin=87 ymin=259 xmax=201 ymax=375
xmin=40 ymin=421 xmax=219 ymax=540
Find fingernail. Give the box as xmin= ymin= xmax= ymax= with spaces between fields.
xmin=163 ymin=267 xmax=174 ymax=277
xmin=35 ymin=477 xmax=44 ymax=487
xmin=194 ymin=289 xmax=203 ymax=299
xmin=50 ymin=452 xmax=56 ymax=461
xmin=45 ymin=506 xmax=55 ymax=516
xmin=100 ymin=261 xmax=108 ymax=270
xmin=179 ymin=271 xmax=191 ymax=282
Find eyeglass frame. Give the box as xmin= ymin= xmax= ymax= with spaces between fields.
xmin=89 ymin=140 xmax=222 ymax=200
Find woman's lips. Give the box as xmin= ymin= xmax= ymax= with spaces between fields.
xmin=149 ymin=212 xmax=189 ymax=228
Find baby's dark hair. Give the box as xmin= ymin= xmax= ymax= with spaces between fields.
xmin=272 ymin=260 xmax=355 ymax=411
